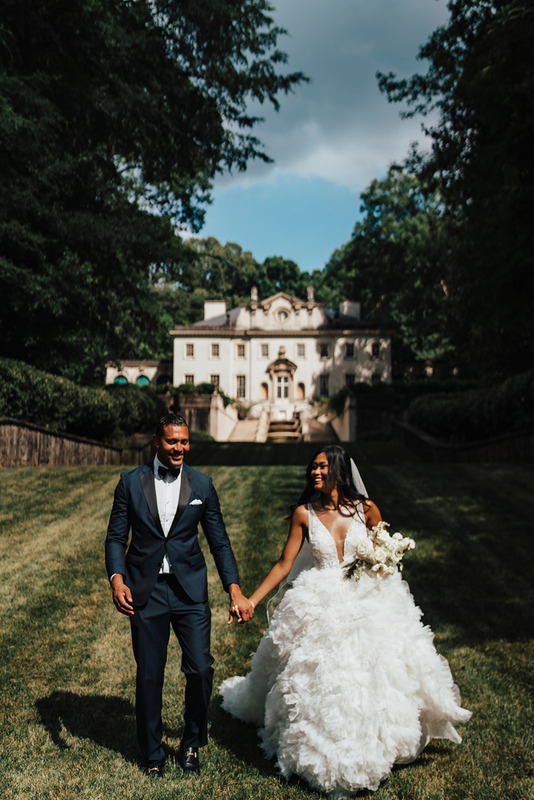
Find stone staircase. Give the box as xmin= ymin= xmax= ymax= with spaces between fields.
xmin=266 ymin=415 xmax=302 ymax=443
xmin=227 ymin=418 xmax=260 ymax=442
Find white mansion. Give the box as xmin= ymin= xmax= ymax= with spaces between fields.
xmin=169 ymin=288 xmax=391 ymax=419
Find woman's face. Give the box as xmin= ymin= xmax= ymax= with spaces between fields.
xmin=310 ymin=452 xmax=330 ymax=493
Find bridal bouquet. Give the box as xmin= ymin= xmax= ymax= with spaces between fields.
xmin=343 ymin=521 xmax=415 ymax=581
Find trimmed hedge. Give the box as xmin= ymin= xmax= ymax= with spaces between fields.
xmin=351 ymin=379 xmax=480 ymax=411
xmin=0 ymin=358 xmax=160 ymax=442
xmin=171 ymin=382 xmax=232 ymax=407
xmin=328 ymin=379 xmax=479 ymax=417
xmin=406 ymin=369 xmax=534 ymax=443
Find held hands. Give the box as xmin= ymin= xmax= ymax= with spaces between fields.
xmin=111 ymin=575 xmax=134 ymax=616
xmin=227 ymin=584 xmax=255 ymax=624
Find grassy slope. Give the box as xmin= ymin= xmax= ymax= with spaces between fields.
xmin=0 ymin=455 xmax=533 ymax=799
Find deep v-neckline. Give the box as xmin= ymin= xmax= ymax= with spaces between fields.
xmin=309 ymin=505 xmax=357 ymax=564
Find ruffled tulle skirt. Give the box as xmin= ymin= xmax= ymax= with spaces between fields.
xmin=220 ymin=568 xmax=471 ymax=797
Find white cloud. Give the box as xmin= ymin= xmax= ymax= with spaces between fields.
xmin=216 ymin=0 xmax=448 ymax=192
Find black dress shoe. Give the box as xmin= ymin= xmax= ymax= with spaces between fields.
xmin=144 ymin=764 xmax=164 ymax=779
xmin=179 ymin=745 xmax=200 ymax=774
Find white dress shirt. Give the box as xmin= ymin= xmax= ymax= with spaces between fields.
xmin=154 ymin=456 xmax=181 ymax=574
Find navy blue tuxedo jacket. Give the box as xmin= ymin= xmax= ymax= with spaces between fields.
xmin=105 ymin=463 xmax=239 ymax=606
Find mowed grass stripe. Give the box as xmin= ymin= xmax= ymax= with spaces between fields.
xmin=0 ymin=469 xmax=120 ymax=622
xmin=0 ymin=468 xmax=129 ymax=713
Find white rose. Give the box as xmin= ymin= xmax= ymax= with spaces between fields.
xmin=356 ymin=539 xmax=374 ymax=560
xmin=374 ymin=527 xmax=389 ymax=544
xmin=374 ymin=547 xmax=388 ymax=563
xmin=392 ymin=532 xmax=403 ymax=541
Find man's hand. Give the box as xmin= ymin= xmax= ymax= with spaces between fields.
xmin=227 ymin=584 xmax=254 ymax=624
xmin=111 ymin=574 xmax=134 ymax=616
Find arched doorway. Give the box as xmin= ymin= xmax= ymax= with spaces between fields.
xmin=266 ymin=346 xmax=297 ymax=416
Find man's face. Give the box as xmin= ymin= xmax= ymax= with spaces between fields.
xmin=153 ymin=424 xmax=190 ymax=469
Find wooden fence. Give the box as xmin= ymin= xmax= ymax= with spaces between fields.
xmin=0 ymin=417 xmax=150 ymax=468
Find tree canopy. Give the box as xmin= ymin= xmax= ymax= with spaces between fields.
xmin=0 ymin=0 xmax=305 ymax=383
xmin=315 ymin=166 xmax=452 ymax=365
xmin=138 ymin=239 xmax=315 ymax=361
xmin=378 ymin=0 xmax=534 ymax=378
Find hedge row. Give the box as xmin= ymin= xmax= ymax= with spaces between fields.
xmin=0 ymin=359 xmax=161 ymax=443
xmin=172 ymin=382 xmax=232 ymax=407
xmin=406 ymin=369 xmax=534 ymax=443
xmin=328 ymin=379 xmax=480 ymax=417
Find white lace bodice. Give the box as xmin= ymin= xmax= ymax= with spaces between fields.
xmin=307 ymin=504 xmax=369 ymax=569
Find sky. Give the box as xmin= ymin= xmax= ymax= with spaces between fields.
xmin=194 ymin=0 xmax=450 ymax=273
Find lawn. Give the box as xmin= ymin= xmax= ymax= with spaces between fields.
xmin=0 ymin=454 xmax=533 ymax=799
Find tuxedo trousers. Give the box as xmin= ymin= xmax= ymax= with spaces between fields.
xmin=130 ymin=573 xmax=213 ymax=766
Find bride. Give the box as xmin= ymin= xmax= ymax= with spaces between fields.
xmin=220 ymin=445 xmax=471 ymax=797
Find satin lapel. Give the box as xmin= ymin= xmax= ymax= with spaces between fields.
xmin=169 ymin=468 xmax=192 ymax=535
xmin=140 ymin=468 xmax=164 ymax=536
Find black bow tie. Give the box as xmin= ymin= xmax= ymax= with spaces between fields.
xmin=158 ymin=466 xmax=181 ymax=479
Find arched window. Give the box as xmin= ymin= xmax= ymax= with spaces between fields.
xmin=114 ymin=375 xmax=128 ymax=385
xmin=136 ymin=375 xmax=151 ymax=386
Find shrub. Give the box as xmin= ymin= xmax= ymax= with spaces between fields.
xmin=195 ymin=382 xmax=216 ymax=395
xmin=173 ymin=383 xmax=197 ymax=395
xmin=0 ymin=358 xmax=159 ymax=442
xmin=104 ymin=384 xmax=162 ymax=437
xmin=350 ymin=379 xmax=479 ymax=412
xmin=406 ymin=369 xmax=534 ymax=443
xmin=190 ymin=429 xmax=215 ymax=441
xmin=328 ymin=387 xmax=349 ymax=417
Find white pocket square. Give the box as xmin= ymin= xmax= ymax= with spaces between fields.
xmin=189 ymin=498 xmax=203 ymax=505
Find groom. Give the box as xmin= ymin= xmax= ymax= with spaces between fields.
xmin=105 ymin=412 xmax=253 ymax=778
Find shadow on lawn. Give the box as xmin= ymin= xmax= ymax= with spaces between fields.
xmin=209 ymin=698 xmax=277 ymax=777
xmin=365 ymin=463 xmax=534 ymax=648
xmin=36 ymin=691 xmax=139 ymax=761
xmin=400 ymin=521 xmax=534 ymax=647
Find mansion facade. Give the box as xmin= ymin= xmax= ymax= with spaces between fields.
xmin=170 ymin=289 xmax=391 ymax=419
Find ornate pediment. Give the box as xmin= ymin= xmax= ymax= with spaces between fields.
xmin=266 ymin=345 xmax=297 ymax=376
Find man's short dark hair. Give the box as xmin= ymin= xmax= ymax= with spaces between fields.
xmin=155 ymin=413 xmax=189 ymax=437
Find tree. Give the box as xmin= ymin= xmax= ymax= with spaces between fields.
xmin=378 ymin=0 xmax=534 ymax=378
xmin=315 ymin=166 xmax=452 ymax=366
xmin=139 ymin=240 xmax=315 ymax=362
xmin=256 ymin=255 xmax=312 ymax=298
xmin=0 ymin=0 xmax=306 ymax=382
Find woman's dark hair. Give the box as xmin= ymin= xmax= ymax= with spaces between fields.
xmin=295 ymin=445 xmax=368 ymax=514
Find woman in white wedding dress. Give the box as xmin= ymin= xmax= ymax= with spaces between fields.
xmin=220 ymin=446 xmax=471 ymax=797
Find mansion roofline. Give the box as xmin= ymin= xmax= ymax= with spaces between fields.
xmin=170 ymin=327 xmax=391 ymax=337
xmin=170 ymin=289 xmax=390 ymax=337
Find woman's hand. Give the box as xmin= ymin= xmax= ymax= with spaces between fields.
xmin=227 ymin=585 xmax=255 ymax=624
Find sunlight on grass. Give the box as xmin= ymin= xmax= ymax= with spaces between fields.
xmin=0 ymin=461 xmax=533 ymax=799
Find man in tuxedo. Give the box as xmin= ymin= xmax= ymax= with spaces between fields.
xmin=105 ymin=413 xmax=253 ymax=778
